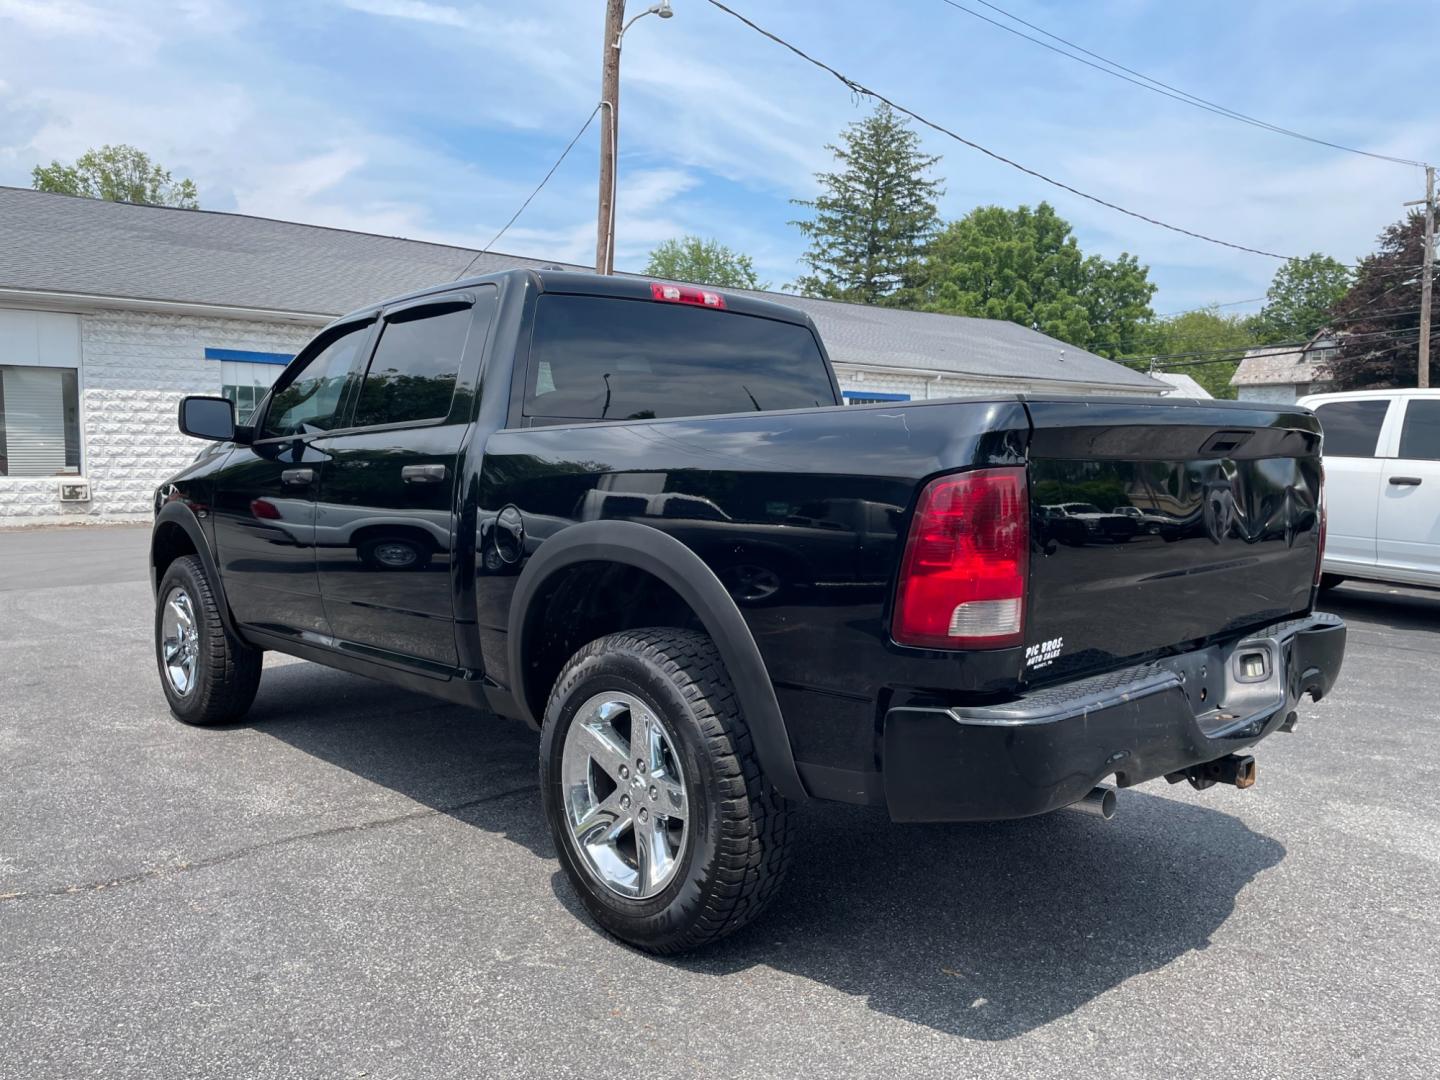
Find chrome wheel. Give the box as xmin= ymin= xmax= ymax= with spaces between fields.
xmin=560 ymin=691 xmax=688 ymax=899
xmin=160 ymin=586 xmax=200 ymax=695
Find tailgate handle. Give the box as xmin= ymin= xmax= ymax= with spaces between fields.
xmin=1200 ymin=430 xmax=1254 ymax=455
xmin=1389 ymin=475 xmax=1423 ymax=487
xmin=402 ymin=464 xmax=448 ymax=484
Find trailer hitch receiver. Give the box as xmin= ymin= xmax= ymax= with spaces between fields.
xmin=1166 ymin=753 xmax=1257 ymax=791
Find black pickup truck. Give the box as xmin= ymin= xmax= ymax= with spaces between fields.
xmin=152 ymin=269 xmax=1345 ymax=953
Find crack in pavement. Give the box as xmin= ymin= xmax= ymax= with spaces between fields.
xmin=0 ymin=783 xmax=539 ymax=904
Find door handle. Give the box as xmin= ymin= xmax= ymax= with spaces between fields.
xmin=402 ymin=464 xmax=448 ymax=484
xmin=1389 ymin=476 xmax=1423 ymax=487
xmin=280 ymin=467 xmax=315 ymax=486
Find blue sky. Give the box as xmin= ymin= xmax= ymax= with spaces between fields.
xmin=1 ymin=0 xmax=1436 ymax=317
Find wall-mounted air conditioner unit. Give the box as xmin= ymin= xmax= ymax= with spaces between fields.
xmin=58 ymin=481 xmax=91 ymax=503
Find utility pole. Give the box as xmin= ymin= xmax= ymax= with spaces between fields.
xmin=1420 ymin=166 xmax=1434 ymax=389
xmin=1405 ymin=166 xmax=1435 ymax=387
xmin=595 ymin=1 xmax=673 ymax=274
xmin=596 ymin=0 xmax=624 ymax=274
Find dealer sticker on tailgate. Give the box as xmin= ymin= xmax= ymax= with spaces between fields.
xmin=1026 ymin=637 xmax=1064 ymax=670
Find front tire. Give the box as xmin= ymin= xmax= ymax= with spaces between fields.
xmin=155 ymin=555 xmax=262 ymax=725
xmin=539 ymin=628 xmax=794 ymax=954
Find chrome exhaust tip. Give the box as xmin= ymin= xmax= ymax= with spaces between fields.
xmin=1069 ymin=785 xmax=1117 ymax=820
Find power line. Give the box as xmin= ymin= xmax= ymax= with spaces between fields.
xmin=704 ymin=0 xmax=1298 ymax=260
xmin=453 ymin=104 xmax=602 ymax=281
xmin=1156 ymin=296 xmax=1264 ymax=317
xmin=1130 ymin=327 xmax=1420 ymax=362
xmin=940 ymin=0 xmax=1427 ymax=170
xmin=1116 ymin=326 xmax=1421 ymax=366
xmin=1330 ymin=306 xmax=1424 ymax=326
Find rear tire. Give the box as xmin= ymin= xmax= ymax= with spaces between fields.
xmin=155 ymin=555 xmax=262 ymax=725
xmin=1319 ymin=573 xmax=1346 ymax=592
xmin=539 ymin=628 xmax=794 ymax=954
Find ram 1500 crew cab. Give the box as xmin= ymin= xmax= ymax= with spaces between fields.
xmin=152 ymin=270 xmax=1346 ymax=952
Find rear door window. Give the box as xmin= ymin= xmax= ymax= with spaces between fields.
xmin=352 ymin=302 xmax=473 ymax=428
xmin=1397 ymin=399 xmax=1440 ymax=461
xmin=525 ymin=295 xmax=836 ymax=421
xmin=1313 ymin=399 xmax=1391 ymax=458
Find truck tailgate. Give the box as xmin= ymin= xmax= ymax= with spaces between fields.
xmin=1021 ymin=397 xmax=1323 ymax=684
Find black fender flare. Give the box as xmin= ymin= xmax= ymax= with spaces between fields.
xmin=506 ymin=519 xmax=808 ymax=801
xmin=151 ymin=501 xmax=241 ymax=638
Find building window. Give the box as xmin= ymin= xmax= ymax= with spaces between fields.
xmin=221 ymin=362 xmax=282 ymax=422
xmin=0 ymin=365 xmax=81 ymax=477
xmin=206 ymin=348 xmax=294 ymax=423
xmin=842 ymin=390 xmax=911 ymax=405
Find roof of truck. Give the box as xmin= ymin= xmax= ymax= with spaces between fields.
xmin=0 ymin=185 xmax=1163 ymax=392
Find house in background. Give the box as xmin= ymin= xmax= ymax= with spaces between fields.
xmin=1229 ymin=333 xmax=1336 ymax=404
xmin=0 ymin=186 xmax=1164 ymax=523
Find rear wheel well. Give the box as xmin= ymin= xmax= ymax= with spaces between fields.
xmin=152 ymin=521 xmax=198 ymax=586
xmin=520 ymin=561 xmax=705 ymax=721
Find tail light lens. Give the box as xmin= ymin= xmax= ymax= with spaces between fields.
xmin=892 ymin=467 xmax=1029 ymax=649
xmin=1314 ymin=463 xmax=1327 ymax=587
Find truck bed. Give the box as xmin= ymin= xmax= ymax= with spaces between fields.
xmin=476 ymin=392 xmax=1325 ymax=802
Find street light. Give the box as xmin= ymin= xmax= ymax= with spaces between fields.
xmin=596 ymin=0 xmax=675 ymax=274
xmin=617 ymin=1 xmax=673 ymax=48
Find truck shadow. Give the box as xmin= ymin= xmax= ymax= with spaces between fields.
xmin=643 ymin=794 xmax=1283 ymax=1040
xmin=244 ymin=661 xmax=555 ymax=861
xmin=248 ymin=661 xmax=1283 ymax=1042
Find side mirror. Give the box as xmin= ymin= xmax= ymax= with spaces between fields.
xmin=178 ymin=396 xmax=236 ymax=442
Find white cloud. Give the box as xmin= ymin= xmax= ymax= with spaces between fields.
xmin=340 ymin=0 xmax=468 ymax=29
xmin=233 ymin=149 xmax=368 ymax=215
xmin=0 ymin=0 xmax=161 ymax=50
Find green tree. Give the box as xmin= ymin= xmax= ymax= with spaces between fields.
xmin=644 ymin=235 xmax=767 ymax=290
xmin=1137 ymin=307 xmax=1257 ymax=399
xmin=904 ymin=201 xmax=1156 ymax=356
xmin=1253 ymin=253 xmax=1351 ymax=344
xmin=1328 ymin=214 xmax=1434 ymax=389
xmin=791 ymin=103 xmax=942 ymax=304
xmin=32 ymin=144 xmax=199 ymax=208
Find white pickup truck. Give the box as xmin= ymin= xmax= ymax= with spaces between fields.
xmin=1299 ymin=388 xmax=1440 ymax=591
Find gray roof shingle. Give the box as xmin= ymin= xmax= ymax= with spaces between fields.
xmin=0 ymin=186 xmax=1162 ymax=391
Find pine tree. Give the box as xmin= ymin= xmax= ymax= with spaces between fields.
xmin=790 ymin=103 xmax=942 ymax=305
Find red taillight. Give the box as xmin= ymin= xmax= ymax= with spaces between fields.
xmin=650 ymin=281 xmax=726 ymax=309
xmin=1314 ymin=463 xmax=1327 ymax=587
xmin=892 ymin=467 xmax=1029 ymax=650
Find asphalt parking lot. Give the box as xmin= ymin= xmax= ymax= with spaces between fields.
xmin=2 ymin=525 xmax=1437 ymax=1078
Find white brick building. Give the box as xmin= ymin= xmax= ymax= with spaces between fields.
xmin=0 ymin=187 xmax=1164 ymax=523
